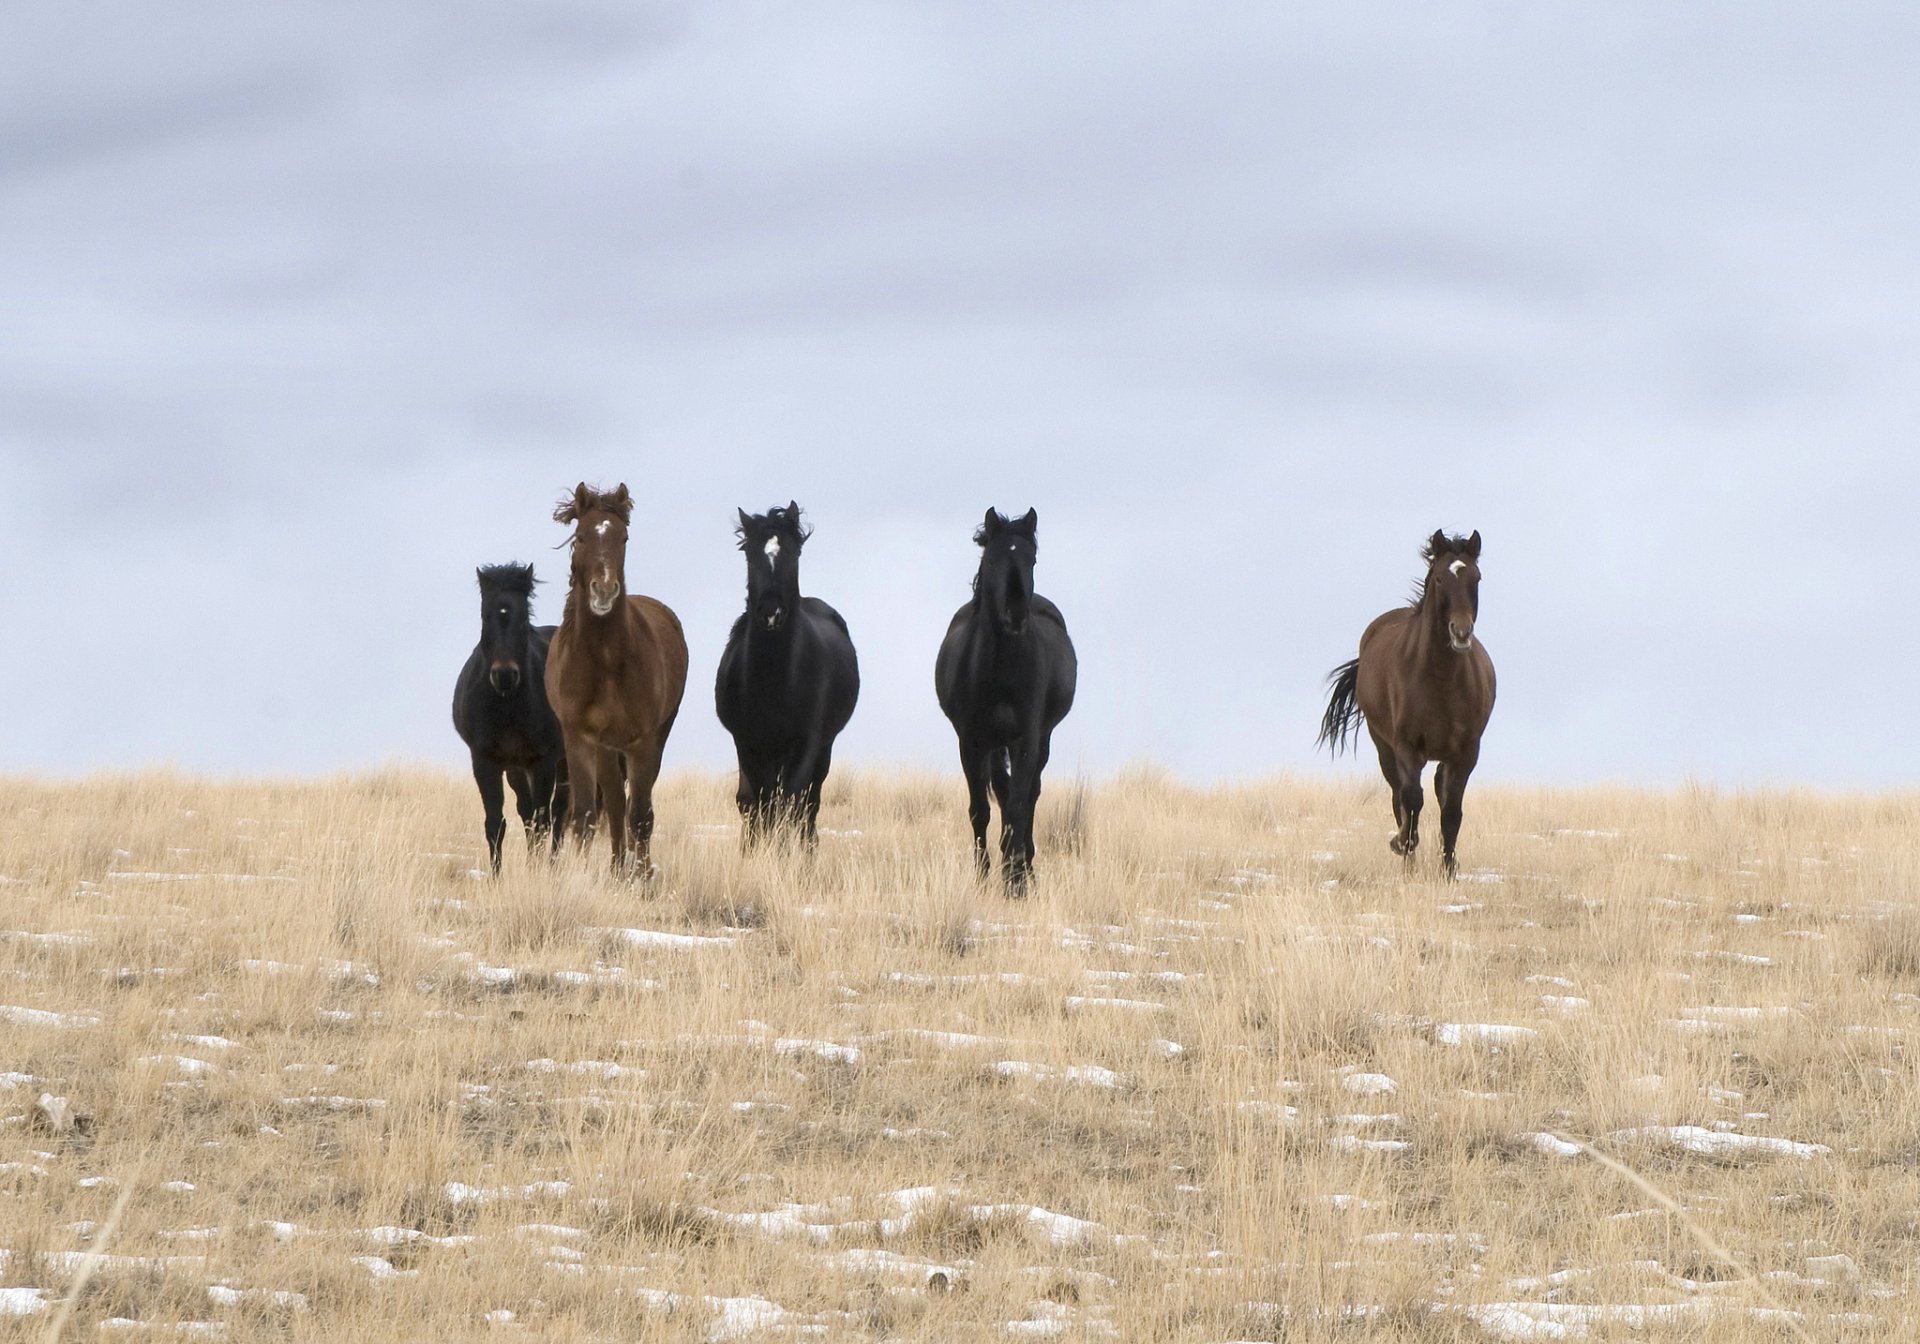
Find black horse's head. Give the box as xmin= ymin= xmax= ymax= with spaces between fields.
xmin=735 ymin=501 xmax=810 ymax=633
xmin=973 ymin=507 xmax=1039 ymax=636
xmin=1421 ymin=529 xmax=1483 ymax=652
xmin=475 ymin=562 xmax=538 ymax=695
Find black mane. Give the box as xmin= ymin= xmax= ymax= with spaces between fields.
xmin=477 ymin=562 xmax=537 ymax=596
xmin=735 ymin=503 xmax=812 ymax=550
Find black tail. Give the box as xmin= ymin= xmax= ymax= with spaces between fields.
xmin=1317 ymin=658 xmax=1364 ymax=755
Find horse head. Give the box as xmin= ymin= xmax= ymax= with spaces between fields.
xmin=974 ymin=507 xmax=1039 ymax=636
xmin=555 ymin=482 xmax=633 ymax=618
xmin=1422 ymin=529 xmax=1483 ymax=652
xmin=475 ymin=563 xmax=538 ymax=694
xmin=735 ymin=500 xmax=809 ymax=633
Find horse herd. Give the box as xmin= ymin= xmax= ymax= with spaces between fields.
xmin=454 ymin=484 xmax=1495 ymax=892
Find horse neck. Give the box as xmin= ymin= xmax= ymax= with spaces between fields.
xmin=564 ymin=583 xmax=646 ymax=657
xmin=1406 ymin=588 xmax=1463 ymax=682
xmin=742 ymin=608 xmax=798 ymax=671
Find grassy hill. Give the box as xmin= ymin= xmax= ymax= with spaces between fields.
xmin=0 ymin=770 xmax=1910 ymax=1340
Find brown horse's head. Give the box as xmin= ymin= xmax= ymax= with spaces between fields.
xmin=973 ymin=507 xmax=1039 ymax=635
xmin=554 ymin=482 xmax=633 ymax=618
xmin=1422 ymin=529 xmax=1483 ymax=652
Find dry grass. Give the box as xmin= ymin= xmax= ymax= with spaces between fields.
xmin=0 ymin=768 xmax=1915 ymax=1340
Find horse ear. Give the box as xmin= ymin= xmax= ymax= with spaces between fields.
xmin=787 ymin=499 xmax=799 ymax=518
xmin=1428 ymin=529 xmax=1449 ymax=559
xmin=610 ymin=483 xmax=633 ymax=519
xmin=553 ymin=483 xmax=588 ymax=524
xmin=736 ymin=507 xmax=753 ymax=532
xmin=1013 ymin=508 xmax=1038 ymax=536
xmin=1465 ymin=530 xmax=1482 ymax=559
xmin=981 ymin=507 xmax=1003 ymax=538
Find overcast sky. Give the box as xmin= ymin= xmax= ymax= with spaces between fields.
xmin=2 ymin=2 xmax=1916 ymax=787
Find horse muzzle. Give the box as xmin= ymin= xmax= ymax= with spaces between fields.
xmin=587 ymin=582 xmax=621 ymax=616
xmin=487 ymin=663 xmax=522 ymax=694
xmin=1448 ymin=620 xmax=1475 ymax=652
xmin=760 ymin=606 xmax=787 ymax=632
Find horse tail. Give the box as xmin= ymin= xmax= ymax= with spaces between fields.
xmin=1317 ymin=658 xmax=1364 ymax=755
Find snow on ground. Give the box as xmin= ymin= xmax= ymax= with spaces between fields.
xmin=0 ymin=784 xmax=1910 ymax=1337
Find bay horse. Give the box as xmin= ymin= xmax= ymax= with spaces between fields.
xmin=451 ymin=563 xmax=569 ymax=873
xmin=544 ymin=483 xmax=690 ymax=877
xmin=714 ymin=503 xmax=860 ymax=847
xmin=935 ymin=508 xmax=1077 ymax=894
xmin=1318 ymin=529 xmax=1496 ymax=878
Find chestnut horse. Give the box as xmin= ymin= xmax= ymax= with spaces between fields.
xmin=1318 ymin=530 xmax=1496 ymax=877
xmin=545 ymin=483 xmax=689 ymax=876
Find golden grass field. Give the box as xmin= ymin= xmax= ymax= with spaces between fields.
xmin=2 ymin=768 xmax=1918 ymax=1341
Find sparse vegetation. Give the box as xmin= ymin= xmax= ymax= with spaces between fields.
xmin=0 ymin=770 xmax=1913 ymax=1339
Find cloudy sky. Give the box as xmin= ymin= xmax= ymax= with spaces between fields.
xmin=3 ymin=2 xmax=1916 ymax=787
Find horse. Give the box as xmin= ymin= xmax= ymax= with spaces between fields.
xmin=1318 ymin=529 xmax=1497 ymax=878
xmin=714 ymin=502 xmax=860 ymax=847
xmin=935 ymin=507 xmax=1077 ymax=894
xmin=451 ymin=563 xmax=570 ymax=873
xmin=544 ymin=483 xmax=690 ymax=877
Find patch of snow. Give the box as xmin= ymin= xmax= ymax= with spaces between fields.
xmin=992 ymin=1060 xmax=1124 ymax=1090
xmin=1436 ymin=1023 xmax=1538 ymax=1047
xmin=1064 ymin=995 xmax=1165 ymax=1013
xmin=598 ymin=927 xmax=736 ymax=950
xmin=1327 ymin=1135 xmax=1410 ymax=1154
xmin=1521 ymin=1132 xmax=1584 ymax=1158
xmin=0 ymin=1287 xmax=47 ymax=1316
xmin=1608 ymin=1126 xmax=1831 ymax=1159
xmin=0 ymin=1004 xmax=100 ymax=1029
xmin=1340 ymin=1071 xmax=1398 ymax=1096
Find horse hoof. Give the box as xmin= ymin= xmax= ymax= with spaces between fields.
xmin=1387 ymin=835 xmax=1408 ymax=856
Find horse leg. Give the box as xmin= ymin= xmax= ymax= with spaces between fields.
xmin=1370 ymin=733 xmax=1409 ymax=854
xmin=594 ymin=745 xmax=631 ymax=873
xmin=788 ymin=736 xmax=833 ymax=851
xmin=526 ymin=760 xmax=556 ymax=856
xmin=1436 ymin=754 xmax=1477 ymax=879
xmin=1392 ymin=755 xmax=1427 ymax=865
xmin=507 ymin=768 xmax=538 ymax=854
xmin=1002 ymin=734 xmax=1048 ymax=896
xmin=960 ymin=738 xmax=993 ymax=880
xmin=734 ymin=746 xmax=766 ymax=848
xmin=987 ymin=746 xmax=1018 ymax=889
xmin=472 ymin=755 xmax=507 ymax=875
xmin=625 ymin=735 xmax=668 ymax=879
xmin=564 ymin=739 xmax=599 ymax=850
xmin=800 ymin=742 xmax=832 ymax=850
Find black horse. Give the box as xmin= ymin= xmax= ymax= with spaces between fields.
xmin=451 ymin=563 xmax=569 ymax=873
xmin=714 ymin=503 xmax=860 ymax=846
xmin=935 ymin=508 xmax=1077 ymax=893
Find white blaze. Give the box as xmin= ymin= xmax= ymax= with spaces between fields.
xmin=595 ymin=520 xmax=611 ymax=536
xmin=1448 ymin=559 xmax=1467 ymax=576
xmin=764 ymin=536 xmax=780 ymax=567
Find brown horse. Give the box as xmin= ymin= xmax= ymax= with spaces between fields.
xmin=1319 ymin=530 xmax=1496 ymax=878
xmin=544 ymin=483 xmax=690 ymax=876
